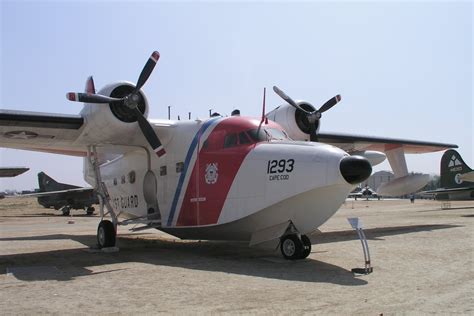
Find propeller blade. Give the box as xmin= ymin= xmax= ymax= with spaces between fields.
xmin=318 ymin=94 xmax=341 ymax=113
xmin=85 ymin=76 xmax=96 ymax=94
xmin=66 ymin=92 xmax=122 ymax=104
xmin=134 ymin=108 xmax=166 ymax=157
xmin=273 ymin=86 xmax=310 ymax=114
xmin=309 ymin=125 xmax=318 ymax=142
xmin=135 ymin=51 xmax=160 ymax=93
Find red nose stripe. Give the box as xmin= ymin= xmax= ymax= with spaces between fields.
xmin=176 ymin=118 xmax=255 ymax=226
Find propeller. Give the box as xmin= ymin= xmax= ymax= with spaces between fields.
xmin=66 ymin=51 xmax=165 ymax=157
xmin=273 ymin=86 xmax=341 ymax=141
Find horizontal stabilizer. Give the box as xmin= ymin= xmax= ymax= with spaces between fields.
xmin=377 ymin=174 xmax=430 ymax=196
xmin=459 ymin=171 xmax=474 ymax=183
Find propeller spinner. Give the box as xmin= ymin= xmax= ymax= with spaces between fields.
xmin=66 ymin=51 xmax=165 ymax=157
xmin=273 ymin=86 xmax=341 ymax=141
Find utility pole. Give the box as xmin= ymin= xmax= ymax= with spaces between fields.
xmin=168 ymin=106 xmax=171 ymax=120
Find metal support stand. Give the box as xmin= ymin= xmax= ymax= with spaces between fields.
xmin=441 ymin=201 xmax=451 ymax=210
xmin=347 ymin=217 xmax=373 ymax=274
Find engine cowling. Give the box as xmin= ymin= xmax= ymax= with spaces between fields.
xmin=266 ymin=102 xmax=319 ymax=141
xmin=79 ymin=81 xmax=149 ymax=144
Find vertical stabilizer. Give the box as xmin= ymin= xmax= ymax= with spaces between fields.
xmin=38 ymin=172 xmax=80 ymax=192
xmin=440 ymin=150 xmax=473 ymax=189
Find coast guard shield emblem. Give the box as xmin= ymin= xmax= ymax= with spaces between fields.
xmin=205 ymin=163 xmax=218 ymax=184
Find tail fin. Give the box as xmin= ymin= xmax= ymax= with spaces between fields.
xmin=440 ymin=150 xmax=473 ymax=189
xmin=38 ymin=172 xmax=80 ymax=192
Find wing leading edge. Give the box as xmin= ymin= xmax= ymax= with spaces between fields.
xmin=318 ymin=132 xmax=457 ymax=154
xmin=0 ymin=109 xmax=87 ymax=156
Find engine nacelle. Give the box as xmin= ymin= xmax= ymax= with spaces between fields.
xmin=78 ymin=81 xmax=149 ymax=144
xmin=352 ymin=151 xmax=386 ymax=166
xmin=266 ymin=102 xmax=318 ymax=141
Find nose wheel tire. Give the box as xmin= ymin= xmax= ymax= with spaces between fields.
xmin=97 ymin=220 xmax=116 ymax=248
xmin=300 ymin=235 xmax=312 ymax=259
xmin=280 ymin=234 xmax=312 ymax=260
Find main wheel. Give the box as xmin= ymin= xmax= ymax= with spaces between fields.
xmin=86 ymin=207 xmax=95 ymax=215
xmin=61 ymin=206 xmax=71 ymax=216
xmin=97 ymin=220 xmax=116 ymax=248
xmin=280 ymin=234 xmax=303 ymax=260
xmin=299 ymin=235 xmax=312 ymax=259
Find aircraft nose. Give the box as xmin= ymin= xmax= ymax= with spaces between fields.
xmin=339 ymin=155 xmax=372 ymax=185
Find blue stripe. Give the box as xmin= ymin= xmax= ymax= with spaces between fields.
xmin=166 ymin=118 xmax=219 ymax=226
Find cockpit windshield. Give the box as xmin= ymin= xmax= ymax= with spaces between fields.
xmin=245 ymin=128 xmax=289 ymax=143
xmin=247 ymin=128 xmax=268 ymax=142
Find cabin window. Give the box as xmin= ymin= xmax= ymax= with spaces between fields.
xmin=160 ymin=166 xmax=167 ymax=176
xmin=113 ymin=178 xmax=117 ymax=186
xmin=176 ymin=162 xmax=184 ymax=173
xmin=128 ymin=171 xmax=136 ymax=184
xmin=224 ymin=133 xmax=238 ymax=148
xmin=121 ymin=175 xmax=126 ymax=184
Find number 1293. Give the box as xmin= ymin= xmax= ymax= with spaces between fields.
xmin=267 ymin=159 xmax=295 ymax=174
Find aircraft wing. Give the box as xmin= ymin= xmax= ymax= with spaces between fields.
xmin=318 ymin=132 xmax=457 ymax=154
xmin=11 ymin=187 xmax=95 ymax=198
xmin=0 ymin=110 xmax=87 ymax=156
xmin=421 ymin=187 xmax=474 ymax=195
xmin=0 ymin=167 xmax=29 ymax=177
xmin=318 ymin=132 xmax=457 ymax=196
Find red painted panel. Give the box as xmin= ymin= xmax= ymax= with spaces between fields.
xmin=176 ymin=117 xmax=271 ymax=226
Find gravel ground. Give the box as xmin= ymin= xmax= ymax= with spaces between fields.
xmin=0 ymin=197 xmax=473 ymax=315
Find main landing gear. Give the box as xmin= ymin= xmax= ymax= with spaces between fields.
xmin=280 ymin=234 xmax=312 ymax=260
xmin=97 ymin=220 xmax=116 ymax=248
xmin=88 ymin=145 xmax=119 ymax=250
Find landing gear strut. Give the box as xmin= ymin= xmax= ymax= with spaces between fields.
xmin=88 ymin=145 xmax=118 ymax=249
xmin=280 ymin=234 xmax=312 ymax=260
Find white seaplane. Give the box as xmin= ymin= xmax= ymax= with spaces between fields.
xmin=0 ymin=51 xmax=456 ymax=259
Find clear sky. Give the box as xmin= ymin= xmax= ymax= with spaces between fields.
xmin=0 ymin=1 xmax=472 ymax=191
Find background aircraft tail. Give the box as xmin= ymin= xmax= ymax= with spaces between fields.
xmin=440 ymin=150 xmax=473 ymax=189
xmin=38 ymin=172 xmax=80 ymax=192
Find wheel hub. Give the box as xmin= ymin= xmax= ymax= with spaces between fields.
xmin=282 ymin=239 xmax=296 ymax=257
xmin=98 ymin=227 xmax=105 ymax=245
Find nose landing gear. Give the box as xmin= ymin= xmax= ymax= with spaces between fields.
xmin=280 ymin=234 xmax=312 ymax=260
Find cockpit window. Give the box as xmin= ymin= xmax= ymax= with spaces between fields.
xmin=224 ymin=133 xmax=238 ymax=148
xmin=247 ymin=128 xmax=268 ymax=142
xmin=266 ymin=128 xmax=289 ymax=140
xmin=239 ymin=132 xmax=251 ymax=144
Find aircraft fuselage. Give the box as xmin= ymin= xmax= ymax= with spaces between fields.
xmin=95 ymin=116 xmax=366 ymax=241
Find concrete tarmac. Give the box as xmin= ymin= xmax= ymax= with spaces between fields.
xmin=0 ymin=198 xmax=473 ymax=314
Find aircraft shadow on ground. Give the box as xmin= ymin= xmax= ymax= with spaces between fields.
xmin=0 ymin=223 xmax=459 ymax=284
xmin=314 ymin=224 xmax=462 ymax=244
xmin=416 ymin=206 xmax=474 ymax=213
